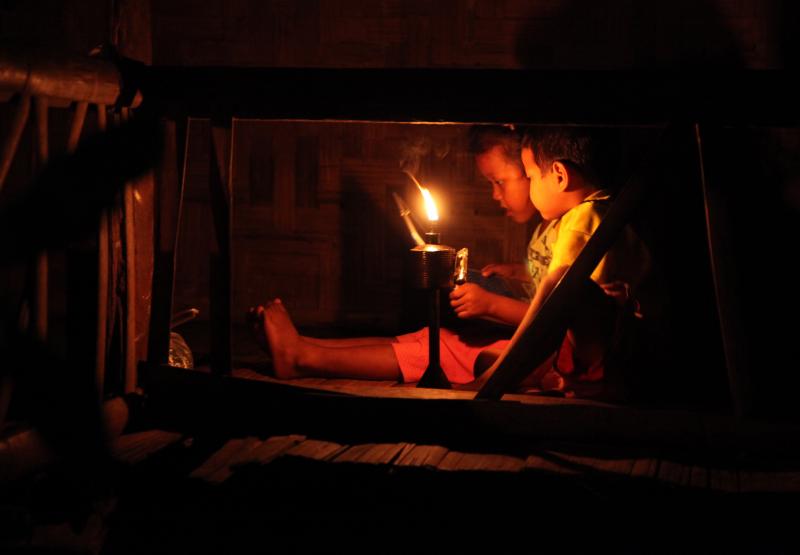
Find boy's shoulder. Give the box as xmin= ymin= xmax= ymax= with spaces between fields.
xmin=558 ymin=189 xmax=612 ymax=238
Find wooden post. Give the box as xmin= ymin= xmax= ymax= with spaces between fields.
xmin=147 ymin=117 xmax=189 ymax=366
xmin=95 ymin=104 xmax=110 ymax=397
xmin=0 ymin=92 xmax=29 ymax=427
xmin=0 ymin=94 xmax=31 ymax=191
xmin=64 ymin=99 xmax=93 ymax=400
xmin=114 ymin=0 xmax=154 ymax=387
xmin=208 ymin=120 xmax=234 ymax=376
xmin=33 ymin=96 xmax=49 ymax=342
xmin=123 ymin=181 xmax=137 ymax=392
xmin=105 ymin=111 xmax=126 ymax=391
xmin=121 ymin=107 xmax=137 ymax=393
xmin=695 ymin=124 xmax=751 ymax=418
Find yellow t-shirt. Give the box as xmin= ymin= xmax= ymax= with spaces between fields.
xmin=551 ymin=189 xmax=650 ymax=291
xmin=525 ymin=219 xmax=559 ymax=299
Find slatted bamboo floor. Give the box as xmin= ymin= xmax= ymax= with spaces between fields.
xmin=98 ymin=424 xmax=800 ymax=553
xmin=110 ymin=427 xmax=800 ymax=494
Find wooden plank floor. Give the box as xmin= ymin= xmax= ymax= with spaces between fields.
xmin=110 ymin=430 xmax=800 ymax=494
xmin=129 ymin=365 xmax=800 ymax=497
xmin=129 ymin=364 xmax=800 ymax=458
xmin=14 ymin=426 xmax=798 ymax=555
xmin=95 ymin=406 xmax=800 ymax=553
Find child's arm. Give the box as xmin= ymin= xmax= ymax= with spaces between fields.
xmin=480 ymin=262 xmax=530 ymax=282
xmin=449 ymin=283 xmax=529 ymax=326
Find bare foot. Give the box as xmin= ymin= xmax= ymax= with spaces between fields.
xmin=261 ymin=299 xmax=304 ymax=379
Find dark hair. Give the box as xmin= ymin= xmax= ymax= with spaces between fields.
xmin=468 ymin=125 xmax=523 ymax=162
xmin=522 ymin=127 xmax=614 ymax=184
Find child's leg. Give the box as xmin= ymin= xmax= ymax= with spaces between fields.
xmin=303 ymin=336 xmax=396 ymax=348
xmin=474 ymin=348 xmax=502 ymax=378
xmin=473 ymin=347 xmax=556 ymax=387
xmin=468 ymin=266 xmax=567 ymax=389
xmin=567 ymin=278 xmax=617 ymax=372
xmin=248 ymin=306 xmax=395 ymax=350
xmin=260 ymin=300 xmax=401 ymax=381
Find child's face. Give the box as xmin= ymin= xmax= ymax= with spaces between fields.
xmin=475 ymin=145 xmax=537 ymax=223
xmin=522 ymin=147 xmax=561 ymax=221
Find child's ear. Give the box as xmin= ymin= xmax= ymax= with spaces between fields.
xmin=551 ymin=161 xmax=570 ymax=192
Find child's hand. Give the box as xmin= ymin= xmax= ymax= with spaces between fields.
xmin=480 ymin=263 xmax=528 ymax=282
xmin=599 ymin=280 xmax=631 ymax=305
xmin=449 ymin=283 xmax=495 ymax=319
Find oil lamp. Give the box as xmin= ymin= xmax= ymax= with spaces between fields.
xmin=407 ymin=175 xmax=455 ymax=389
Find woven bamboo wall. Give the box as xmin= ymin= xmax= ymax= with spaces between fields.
xmin=173 ymin=120 xmax=532 ymax=329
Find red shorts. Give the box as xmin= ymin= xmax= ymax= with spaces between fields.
xmin=391 ymin=327 xmax=509 ymax=384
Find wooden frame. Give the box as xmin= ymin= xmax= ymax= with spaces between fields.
xmin=3 ymin=45 xmax=795 ymax=436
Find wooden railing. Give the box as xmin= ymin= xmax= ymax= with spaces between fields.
xmin=1 ymin=45 xmax=143 ymax=402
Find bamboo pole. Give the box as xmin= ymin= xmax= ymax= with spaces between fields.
xmin=0 ymin=94 xmax=31 ymax=191
xmin=95 ymin=104 xmax=109 ymax=397
xmin=66 ymin=101 xmax=89 ymax=151
xmin=33 ymin=96 xmax=49 ymax=342
xmin=0 ymin=47 xmax=140 ymax=107
xmin=121 ymin=107 xmax=137 ymax=393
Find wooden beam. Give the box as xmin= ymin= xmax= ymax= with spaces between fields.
xmin=0 ymin=94 xmax=31 ymax=191
xmin=142 ymin=68 xmax=800 ymax=126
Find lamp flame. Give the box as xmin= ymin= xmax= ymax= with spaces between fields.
xmin=419 ymin=187 xmax=439 ymax=222
xmin=404 ymin=170 xmax=439 ymax=222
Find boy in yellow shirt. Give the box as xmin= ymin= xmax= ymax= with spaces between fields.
xmin=498 ymin=127 xmax=650 ymax=392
